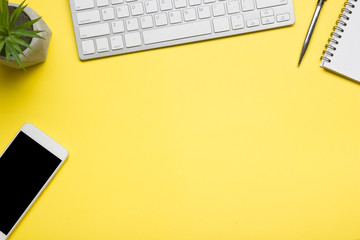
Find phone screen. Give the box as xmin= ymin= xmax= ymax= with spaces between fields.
xmin=0 ymin=131 xmax=62 ymax=235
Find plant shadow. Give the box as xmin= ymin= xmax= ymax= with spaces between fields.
xmin=0 ymin=63 xmax=43 ymax=88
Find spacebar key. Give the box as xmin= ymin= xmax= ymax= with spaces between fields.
xmin=143 ymin=21 xmax=212 ymax=45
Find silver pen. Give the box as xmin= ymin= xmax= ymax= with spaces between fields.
xmin=298 ymin=0 xmax=326 ymax=67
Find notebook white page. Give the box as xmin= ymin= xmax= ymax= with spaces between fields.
xmin=320 ymin=0 xmax=360 ymax=82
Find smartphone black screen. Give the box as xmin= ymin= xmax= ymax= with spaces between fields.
xmin=0 ymin=131 xmax=61 ymax=235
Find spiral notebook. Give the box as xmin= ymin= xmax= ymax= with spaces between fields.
xmin=320 ymin=0 xmax=360 ymax=82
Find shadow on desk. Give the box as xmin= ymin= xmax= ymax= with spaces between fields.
xmin=0 ymin=63 xmax=43 ymax=87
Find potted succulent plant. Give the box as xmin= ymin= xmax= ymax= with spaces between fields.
xmin=0 ymin=0 xmax=52 ymax=70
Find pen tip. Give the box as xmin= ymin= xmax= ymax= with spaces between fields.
xmin=298 ymin=44 xmax=308 ymax=67
xmin=298 ymin=56 xmax=303 ymax=67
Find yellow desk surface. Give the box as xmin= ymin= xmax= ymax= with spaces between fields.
xmin=1 ymin=0 xmax=360 ymax=239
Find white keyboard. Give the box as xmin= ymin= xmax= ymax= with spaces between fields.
xmin=69 ymin=0 xmax=295 ymax=60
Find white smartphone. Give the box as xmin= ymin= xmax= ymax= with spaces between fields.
xmin=0 ymin=123 xmax=68 ymax=240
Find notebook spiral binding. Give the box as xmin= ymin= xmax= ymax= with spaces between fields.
xmin=321 ymin=0 xmax=358 ymax=63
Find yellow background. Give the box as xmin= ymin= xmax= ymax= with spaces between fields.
xmin=1 ymin=0 xmax=360 ymax=239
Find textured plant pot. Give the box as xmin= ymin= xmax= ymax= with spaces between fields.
xmin=0 ymin=2 xmax=52 ymax=69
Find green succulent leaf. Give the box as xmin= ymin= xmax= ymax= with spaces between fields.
xmin=10 ymin=1 xmax=26 ymax=29
xmin=7 ymin=37 xmax=25 ymax=56
xmin=15 ymin=16 xmax=41 ymax=30
xmin=0 ymin=39 xmax=5 ymax=53
xmin=12 ymin=36 xmax=32 ymax=50
xmin=5 ymin=40 xmax=25 ymax=70
xmin=4 ymin=43 xmax=10 ymax=61
xmin=11 ymin=29 xmax=43 ymax=38
xmin=1 ymin=0 xmax=9 ymax=27
xmin=0 ymin=26 xmax=7 ymax=35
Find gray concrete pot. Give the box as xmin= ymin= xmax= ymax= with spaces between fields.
xmin=0 ymin=2 xmax=52 ymax=69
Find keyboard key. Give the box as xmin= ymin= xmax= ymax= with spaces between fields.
xmin=247 ymin=18 xmax=260 ymax=27
xmin=262 ymin=16 xmax=275 ymax=25
xmin=131 ymin=2 xmax=144 ymax=16
xmin=241 ymin=0 xmax=255 ymax=11
xmin=143 ymin=21 xmax=212 ymax=44
xmin=97 ymin=0 xmax=109 ymax=7
xmin=79 ymin=23 xmax=110 ymax=38
xmin=189 ymin=0 xmax=201 ymax=6
xmin=111 ymin=0 xmax=124 ymax=5
xmin=74 ymin=0 xmax=95 ymax=10
xmin=111 ymin=20 xmax=125 ymax=33
xmin=226 ymin=1 xmax=240 ymax=14
xmin=277 ymin=13 xmax=290 ymax=22
xmin=184 ymin=8 xmax=197 ymax=21
xmin=169 ymin=11 xmax=182 ymax=24
xmin=256 ymin=0 xmax=288 ymax=9
xmin=174 ymin=0 xmax=187 ymax=8
xmin=126 ymin=18 xmax=139 ymax=31
xmin=96 ymin=37 xmax=110 ymax=52
xmin=155 ymin=13 xmax=168 ymax=26
xmin=140 ymin=15 xmax=154 ymax=28
xmin=159 ymin=0 xmax=173 ymax=11
xmin=260 ymin=9 xmax=274 ymax=18
xmin=198 ymin=6 xmax=211 ymax=19
xmin=110 ymin=35 xmax=124 ymax=49
xmin=145 ymin=0 xmax=158 ymax=13
xmin=77 ymin=10 xmax=100 ymax=24
xmin=116 ymin=5 xmax=130 ymax=18
xmin=231 ymin=15 xmax=245 ymax=29
xmin=212 ymin=3 xmax=225 ymax=17
xmin=125 ymin=32 xmax=142 ymax=47
xmin=102 ymin=7 xmax=115 ymax=20
xmin=213 ymin=17 xmax=230 ymax=33
xmin=81 ymin=40 xmax=95 ymax=54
